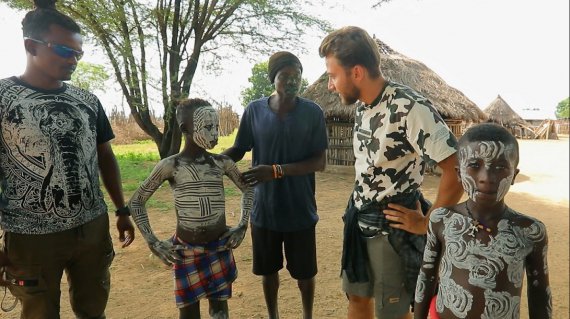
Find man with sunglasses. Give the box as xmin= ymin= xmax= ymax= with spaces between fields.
xmin=0 ymin=1 xmax=135 ymax=318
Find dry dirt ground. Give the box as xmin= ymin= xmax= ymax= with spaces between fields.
xmin=2 ymin=138 xmax=568 ymax=318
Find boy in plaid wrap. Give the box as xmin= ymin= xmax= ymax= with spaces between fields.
xmin=129 ymin=98 xmax=253 ymax=318
xmin=172 ymin=236 xmax=237 ymax=306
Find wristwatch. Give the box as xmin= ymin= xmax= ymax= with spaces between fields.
xmin=115 ymin=206 xmax=131 ymax=217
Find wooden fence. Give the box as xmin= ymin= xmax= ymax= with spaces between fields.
xmin=217 ymin=106 xmax=239 ymax=136
xmin=327 ymin=122 xmax=355 ymax=166
xmin=445 ymin=119 xmax=464 ymax=139
xmin=556 ymin=119 xmax=570 ymax=135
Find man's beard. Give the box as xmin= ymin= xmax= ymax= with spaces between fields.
xmin=339 ymin=85 xmax=359 ymax=105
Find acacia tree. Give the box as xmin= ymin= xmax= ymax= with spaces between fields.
xmin=240 ymin=61 xmax=309 ymax=108
xmin=7 ymin=0 xmax=328 ymax=158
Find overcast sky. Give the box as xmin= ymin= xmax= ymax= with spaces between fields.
xmin=0 ymin=0 xmax=568 ymax=118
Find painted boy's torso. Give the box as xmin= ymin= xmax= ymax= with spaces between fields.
xmin=131 ymin=152 xmax=249 ymax=244
xmin=417 ymin=207 xmax=550 ymax=319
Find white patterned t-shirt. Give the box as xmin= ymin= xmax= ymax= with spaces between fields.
xmin=0 ymin=77 xmax=114 ymax=234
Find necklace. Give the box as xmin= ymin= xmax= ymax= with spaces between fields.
xmin=465 ymin=202 xmax=507 ymax=237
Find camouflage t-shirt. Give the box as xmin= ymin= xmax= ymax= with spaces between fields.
xmin=352 ymin=81 xmax=457 ymax=209
xmin=0 ymin=77 xmax=114 ymax=234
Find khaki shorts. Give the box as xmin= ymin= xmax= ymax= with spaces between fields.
xmin=342 ymin=234 xmax=411 ymax=318
xmin=3 ymin=214 xmax=114 ymax=319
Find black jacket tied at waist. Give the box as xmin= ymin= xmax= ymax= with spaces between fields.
xmin=341 ymin=191 xmax=430 ymax=295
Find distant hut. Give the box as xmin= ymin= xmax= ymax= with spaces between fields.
xmin=302 ymin=37 xmax=486 ymax=166
xmin=483 ymin=95 xmax=537 ymax=138
xmin=520 ymin=107 xmax=556 ymax=126
xmin=519 ymin=107 xmax=563 ymax=138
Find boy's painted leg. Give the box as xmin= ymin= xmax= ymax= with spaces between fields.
xmin=208 ymin=300 xmax=229 ymax=319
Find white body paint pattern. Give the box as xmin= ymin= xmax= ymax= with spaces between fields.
xmin=129 ymin=153 xmax=253 ymax=245
xmin=458 ymin=141 xmax=516 ymax=202
xmin=415 ymin=207 xmax=551 ymax=318
xmin=482 ymin=290 xmax=521 ymax=319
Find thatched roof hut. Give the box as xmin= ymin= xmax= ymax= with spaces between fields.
xmin=302 ymin=38 xmax=486 ymax=123
xmin=483 ymin=95 xmax=526 ymax=125
xmin=483 ymin=95 xmax=540 ymax=139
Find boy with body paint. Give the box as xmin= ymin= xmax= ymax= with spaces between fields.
xmin=413 ymin=123 xmax=551 ymax=319
xmin=129 ymin=98 xmax=254 ymax=319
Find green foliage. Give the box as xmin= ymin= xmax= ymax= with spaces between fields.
xmin=70 ymin=61 xmax=110 ymax=93
xmin=240 ymin=61 xmax=309 ymax=108
xmin=555 ymin=97 xmax=569 ymax=119
xmin=240 ymin=61 xmax=273 ymax=107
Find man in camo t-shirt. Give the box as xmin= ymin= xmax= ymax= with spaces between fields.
xmin=320 ymin=26 xmax=463 ymax=319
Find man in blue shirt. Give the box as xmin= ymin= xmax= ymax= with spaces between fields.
xmin=224 ymin=51 xmax=328 ymax=319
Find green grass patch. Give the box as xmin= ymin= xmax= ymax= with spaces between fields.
xmin=112 ymin=130 xmax=239 ymax=157
xmin=116 ymin=156 xmax=157 ymax=183
xmin=113 ymin=140 xmax=158 ymax=156
xmin=146 ymin=196 xmax=175 ymax=212
xmin=224 ymin=186 xmax=238 ymax=197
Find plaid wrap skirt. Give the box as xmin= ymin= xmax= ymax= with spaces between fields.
xmin=171 ymin=236 xmax=237 ymax=308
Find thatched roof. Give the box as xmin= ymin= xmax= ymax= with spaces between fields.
xmin=302 ymin=38 xmax=486 ymax=123
xmin=483 ymin=95 xmax=527 ymax=125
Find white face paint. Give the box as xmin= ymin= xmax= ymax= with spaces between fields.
xmin=192 ymin=106 xmax=219 ymax=150
xmin=458 ymin=141 xmax=517 ymax=203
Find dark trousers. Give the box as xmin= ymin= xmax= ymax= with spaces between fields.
xmin=3 ymin=214 xmax=114 ymax=319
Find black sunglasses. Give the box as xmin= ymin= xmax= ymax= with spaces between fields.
xmin=25 ymin=37 xmax=84 ymax=61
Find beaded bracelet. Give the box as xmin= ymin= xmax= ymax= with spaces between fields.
xmin=272 ymin=164 xmax=284 ymax=179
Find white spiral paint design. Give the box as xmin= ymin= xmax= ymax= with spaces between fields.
xmin=481 ymin=290 xmax=520 ymax=319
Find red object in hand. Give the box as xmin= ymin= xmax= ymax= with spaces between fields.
xmin=429 ymin=295 xmax=440 ymax=319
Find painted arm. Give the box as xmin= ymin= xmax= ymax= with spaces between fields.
xmin=414 ymin=211 xmax=443 ymax=319
xmin=97 ymin=142 xmax=135 ymax=247
xmin=526 ymin=222 xmax=552 ymax=319
xmin=385 ymin=153 xmax=463 ymax=234
xmin=128 ymin=159 xmax=184 ymax=265
xmin=221 ymin=157 xmax=254 ymax=249
xmin=241 ymin=150 xmax=326 ymax=186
